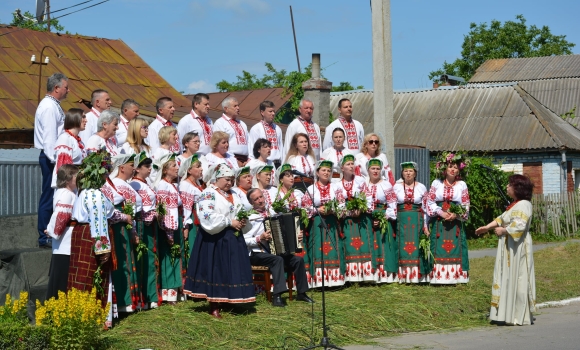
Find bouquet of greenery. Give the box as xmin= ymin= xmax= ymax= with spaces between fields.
xmin=123 ymin=200 xmax=135 ymax=230
xmin=345 ymin=192 xmax=368 ymax=214
xmin=448 ymin=203 xmax=467 ymax=216
xmin=271 ymin=186 xmax=293 ymax=214
xmin=184 ymin=240 xmax=190 ymax=261
xmin=156 ymin=201 xmax=167 ymax=217
xmin=93 ymin=264 xmax=104 ymax=297
xmin=292 ymin=207 xmax=310 ymax=227
xmin=419 ymin=234 xmax=436 ymax=263
xmin=372 ymin=211 xmax=389 ymax=236
xmin=170 ymin=244 xmax=181 ymax=266
xmin=135 ymin=240 xmax=148 ymax=261
xmin=233 ymin=206 xmax=257 ymax=237
xmin=324 ymin=198 xmax=341 ymax=217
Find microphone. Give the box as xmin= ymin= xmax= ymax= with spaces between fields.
xmin=291 ymin=169 xmax=313 ymax=178
xmin=479 ymin=164 xmax=495 ymax=171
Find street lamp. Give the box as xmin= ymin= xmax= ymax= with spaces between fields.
xmin=31 ymin=45 xmax=62 ymax=103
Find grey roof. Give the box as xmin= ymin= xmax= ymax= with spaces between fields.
xmin=469 ymin=55 xmax=580 ymax=83
xmin=0 ymin=148 xmax=40 ymax=164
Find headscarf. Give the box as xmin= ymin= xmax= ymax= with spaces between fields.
xmin=178 ymin=155 xmax=195 ymax=182
xmin=314 ymin=160 xmax=333 ymax=181
xmin=109 ymin=153 xmax=136 ymax=179
xmin=251 ymin=164 xmax=274 ymax=188
xmin=153 ymin=153 xmax=177 ymax=190
xmin=275 ymin=163 xmax=292 ymax=183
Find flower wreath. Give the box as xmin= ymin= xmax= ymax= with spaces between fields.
xmin=434 ymin=151 xmax=470 ymax=180
xmin=78 ymin=148 xmax=112 ymax=190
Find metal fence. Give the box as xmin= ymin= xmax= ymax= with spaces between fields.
xmin=394 ymin=147 xmax=431 ymax=187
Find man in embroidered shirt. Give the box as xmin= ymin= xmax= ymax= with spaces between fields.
xmin=283 ymin=98 xmax=322 ymax=160
xmin=148 ymin=97 xmax=180 ymax=154
xmin=212 ymin=96 xmax=249 ymax=166
xmin=116 ymin=99 xmax=140 ymax=145
xmin=34 ymin=72 xmax=69 ymax=248
xmin=248 ymin=100 xmax=284 ymax=168
xmin=322 ymin=98 xmax=365 ymax=154
xmin=79 ymin=89 xmax=111 ymax=145
xmin=177 ymin=93 xmax=213 ymax=155
xmin=243 ymin=188 xmax=313 ymax=307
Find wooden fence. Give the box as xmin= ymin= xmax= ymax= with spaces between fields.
xmin=531 ymin=192 xmax=580 ymax=237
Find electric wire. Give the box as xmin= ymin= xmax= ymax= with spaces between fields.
xmin=50 ymin=0 xmax=97 ymax=14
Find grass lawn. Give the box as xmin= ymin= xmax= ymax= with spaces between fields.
xmin=467 ymin=232 xmax=573 ymax=250
xmin=102 ymin=242 xmax=580 ymax=350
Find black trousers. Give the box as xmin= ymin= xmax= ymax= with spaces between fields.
xmin=249 ymin=252 xmax=309 ymax=295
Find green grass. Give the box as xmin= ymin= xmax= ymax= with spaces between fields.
xmin=467 ymin=231 xmax=569 ymax=250
xmin=102 ymin=242 xmax=580 ymax=350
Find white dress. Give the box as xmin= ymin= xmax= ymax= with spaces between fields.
xmin=354 ymin=153 xmax=395 ymax=185
xmin=179 ymin=179 xmax=203 ymax=226
xmin=320 ymin=147 xmax=354 ymax=183
xmin=51 ymin=131 xmax=86 ymax=188
xmin=129 ymin=178 xmax=157 ymax=223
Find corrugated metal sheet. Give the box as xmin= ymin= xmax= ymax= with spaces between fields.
xmin=0 ymin=25 xmax=192 ymax=131
xmin=470 ymin=55 xmax=580 ymax=83
xmin=394 ymin=147 xmax=431 ymax=187
xmin=0 ymin=163 xmax=41 ymax=216
xmin=329 ymin=90 xmax=374 ymax=131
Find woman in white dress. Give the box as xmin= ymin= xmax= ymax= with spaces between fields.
xmin=354 ymin=133 xmax=395 ymax=185
xmin=321 ymin=128 xmax=353 ymax=183
xmin=51 ymin=108 xmax=87 ymax=188
xmin=86 ymin=110 xmax=119 ymax=156
xmin=203 ymin=131 xmax=239 ymax=183
xmin=120 ymin=117 xmax=151 ymax=157
xmin=476 ymin=174 xmax=536 ymax=326
xmin=231 ymin=166 xmax=252 ymax=210
xmin=247 ymin=138 xmax=276 ymax=186
xmin=285 ymin=133 xmax=316 ymax=192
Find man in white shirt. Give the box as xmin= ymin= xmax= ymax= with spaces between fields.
xmin=33 ymin=72 xmax=69 ymax=248
xmin=116 ymin=99 xmax=140 ymax=145
xmin=243 ymin=188 xmax=313 ymax=307
xmin=148 ymin=97 xmax=180 ymax=154
xmin=177 ymin=93 xmax=213 ymax=155
xmin=78 ymin=89 xmax=111 ymax=145
xmin=322 ymin=98 xmax=365 ymax=154
xmin=212 ymin=96 xmax=249 ymax=166
xmin=283 ymin=98 xmax=322 ymax=160
xmin=248 ymin=101 xmax=284 ymax=167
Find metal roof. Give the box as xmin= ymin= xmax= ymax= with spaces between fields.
xmin=0 ymin=148 xmax=40 ymax=164
xmin=469 ymin=55 xmax=580 ymax=83
xmin=330 ymin=84 xmax=580 ymax=152
xmin=0 ymin=25 xmax=193 ymax=131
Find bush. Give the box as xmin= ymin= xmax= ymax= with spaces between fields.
xmin=0 ymin=325 xmax=52 ymax=350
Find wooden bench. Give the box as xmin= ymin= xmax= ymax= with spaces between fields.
xmin=251 ymin=266 xmax=294 ymax=302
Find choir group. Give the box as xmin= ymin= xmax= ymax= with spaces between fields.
xmin=35 ymin=73 xmax=473 ymax=323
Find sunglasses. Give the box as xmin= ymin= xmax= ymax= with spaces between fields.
xmin=141 ymin=126 xmax=149 ymax=130
xmin=368 ymin=140 xmax=380 ymax=145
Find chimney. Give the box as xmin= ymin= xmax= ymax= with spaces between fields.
xmin=302 ymin=53 xmax=332 ymax=131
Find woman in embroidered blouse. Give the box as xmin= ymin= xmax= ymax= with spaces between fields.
xmin=231 ymin=166 xmax=253 ymax=210
xmin=476 ymin=174 xmax=536 ymax=325
xmin=251 ymin=164 xmax=275 ymax=206
xmin=178 ymin=154 xmax=205 ymax=267
xmin=120 ymin=117 xmax=151 ymax=157
xmin=247 ymin=138 xmax=276 ymax=186
xmin=321 ymin=128 xmax=353 ymax=183
xmin=393 ymin=162 xmax=429 ymax=284
xmin=177 ymin=132 xmax=204 ymax=168
xmin=204 ymin=131 xmax=239 ymax=179
xmin=354 ymin=133 xmax=395 ymax=185
xmin=46 ymin=164 xmax=79 ymax=300
xmin=425 ymin=152 xmax=471 ymax=284
xmin=51 ymin=108 xmax=87 ymax=188
xmin=153 ymin=153 xmax=184 ymax=305
xmin=285 ymin=133 xmax=316 ymax=192
xmin=129 ymin=152 xmax=161 ymax=309
xmin=367 ymin=158 xmax=398 ymax=283
xmin=150 ymin=126 xmax=179 ymax=183
xmin=86 ymin=110 xmax=120 ymax=156
xmin=270 ymin=163 xmax=304 ymax=212
xmin=184 ymin=164 xmax=255 ymax=319
xmin=333 ymin=154 xmax=374 ymax=282
xmin=301 ymin=160 xmax=345 ymax=288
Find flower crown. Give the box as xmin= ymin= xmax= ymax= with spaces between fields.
xmin=79 ymin=148 xmax=112 ymax=190
xmin=434 ymin=151 xmax=470 ymax=180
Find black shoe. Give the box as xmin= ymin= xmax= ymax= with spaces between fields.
xmin=296 ymin=293 xmax=314 ymax=303
xmin=272 ymin=294 xmax=285 ymax=307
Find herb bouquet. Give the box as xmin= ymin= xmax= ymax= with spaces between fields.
xmin=234 ymin=206 xmax=257 ymax=237
xmin=419 ymin=233 xmax=435 ymax=263
xmin=123 ymin=200 xmax=135 ymax=231
xmin=345 ymin=192 xmax=368 ymax=216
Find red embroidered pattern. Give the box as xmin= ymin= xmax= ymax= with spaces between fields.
xmin=55 ymin=151 xmax=73 ymax=173
xmin=157 ymin=191 xmax=179 ymax=208
xmin=157 ymin=116 xmax=180 ymax=153
xmin=180 ymin=191 xmax=195 ymax=211
xmin=54 ymin=211 xmax=72 ymax=236
xmin=116 ymin=184 xmax=137 ymax=204
xmin=300 ymin=156 xmax=312 ymax=175
xmin=222 ymin=115 xmax=247 ymax=145
xmin=317 ymin=182 xmax=331 ymax=204
xmin=342 ymin=179 xmax=354 ymax=199
xmin=298 ymin=117 xmax=319 ymax=150
xmin=404 ymin=183 xmax=415 ymax=204
xmin=263 ymin=190 xmax=273 ymax=207
xmin=65 ymin=130 xmax=84 ymax=149
xmin=279 ymin=188 xmax=298 ymax=210
xmin=101 ymin=184 xmax=115 ymax=203
xmin=137 ymin=189 xmax=153 ymax=206
xmin=193 ymin=111 xmax=213 ymax=145
xmin=261 ymin=121 xmax=278 ymax=150
xmin=338 ymin=118 xmax=359 ymax=150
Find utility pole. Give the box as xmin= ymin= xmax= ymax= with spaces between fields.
xmin=46 ymin=0 xmax=51 ymax=32
xmin=371 ymin=0 xmax=395 ymax=166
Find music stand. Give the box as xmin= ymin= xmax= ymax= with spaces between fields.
xmin=298 ymin=176 xmax=343 ymax=350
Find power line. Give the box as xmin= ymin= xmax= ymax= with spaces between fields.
xmin=50 ymin=0 xmax=98 ymax=14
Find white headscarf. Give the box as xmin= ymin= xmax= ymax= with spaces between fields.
xmin=109 ymin=153 xmax=135 ymax=179
xmin=250 ymin=164 xmax=271 ymax=189
xmin=153 ymin=153 xmax=176 ymax=190
xmin=178 ymin=156 xmax=193 ymax=182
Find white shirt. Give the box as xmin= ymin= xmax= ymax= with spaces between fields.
xmin=365 ymin=180 xmax=398 ymax=220
xmin=177 ymin=110 xmax=213 ymax=155
xmin=119 ymin=142 xmax=151 ymax=158
xmin=248 ymin=120 xmax=284 ymax=162
xmin=179 ymin=179 xmax=203 ymax=226
xmin=287 ymin=154 xmax=316 ymax=178
xmin=47 ymin=188 xmax=76 ymax=255
xmin=322 ymin=117 xmax=365 ymax=154
xmin=157 ymin=179 xmax=182 ymax=232
xmin=242 ymin=208 xmax=275 ymax=254
xmin=425 ymin=179 xmax=470 ymax=220
xmin=212 ymin=114 xmax=249 ymax=156
xmin=51 ymin=131 xmax=86 ymax=188
xmin=147 ymin=115 xmax=181 ymax=155
xmin=78 ymin=108 xmax=100 ymax=146
xmin=284 ymin=117 xmax=322 ymax=160
xmin=86 ymin=134 xmax=118 ymax=156
xmin=34 ymin=95 xmax=65 ymax=162
xmin=354 ymin=153 xmax=395 ymax=185
xmin=231 ymin=187 xmax=252 ymax=210
xmin=72 ymin=189 xmax=116 ymax=255
xmin=115 ymin=115 xmax=130 ymax=145
xmin=196 ymin=185 xmax=241 ymax=234
xmin=129 ymin=178 xmax=157 ymax=222
xmin=320 ymin=147 xmax=354 ymax=181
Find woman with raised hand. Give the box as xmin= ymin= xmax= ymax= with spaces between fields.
xmin=120 ymin=117 xmax=151 ymax=157
xmin=393 ymin=162 xmax=429 ymax=283
xmin=86 ymin=110 xmax=120 ymax=156
xmin=321 ymin=128 xmax=353 ymax=183
xmin=425 ymin=152 xmax=471 ymax=284
xmin=354 ymin=133 xmax=395 ymax=185
xmin=285 ymin=133 xmax=316 ymax=192
xmin=476 ymin=174 xmax=536 ymax=326
xmin=184 ymin=164 xmax=255 ymax=319
xmin=51 ymin=108 xmax=87 ymax=188
xmin=178 ymin=154 xmax=205 ymax=267
xmin=301 ymin=160 xmax=345 ymax=288
xmin=366 ymin=158 xmax=398 ymax=283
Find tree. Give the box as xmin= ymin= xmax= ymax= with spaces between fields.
xmin=10 ymin=10 xmax=65 ymax=32
xmin=428 ymin=15 xmax=575 ymax=82
xmin=332 ymin=82 xmax=364 ymax=92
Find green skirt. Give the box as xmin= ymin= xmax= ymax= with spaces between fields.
xmin=340 ymin=214 xmax=375 ymax=281
xmin=182 ymin=209 xmax=198 ymax=270
xmin=135 ymin=216 xmax=161 ymax=305
xmin=158 ymin=211 xmax=184 ymax=300
xmin=397 ymin=204 xmax=431 ymax=277
xmin=303 ymin=214 xmax=345 ymax=287
xmin=372 ymin=207 xmax=399 ymax=281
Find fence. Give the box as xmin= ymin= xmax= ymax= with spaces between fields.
xmin=531 ymin=192 xmax=580 ymax=237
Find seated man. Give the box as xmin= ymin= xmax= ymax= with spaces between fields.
xmin=244 ymin=188 xmax=314 ymax=307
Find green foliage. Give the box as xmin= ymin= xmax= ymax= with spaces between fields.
xmin=430 ymin=153 xmax=509 ymax=238
xmin=0 ymin=325 xmax=52 ymax=350
xmin=10 ymin=10 xmax=65 ymax=32
xmin=332 ymin=81 xmax=364 ymax=92
xmin=560 ymin=105 xmax=577 ymax=120
xmin=429 ymin=15 xmax=575 ymax=82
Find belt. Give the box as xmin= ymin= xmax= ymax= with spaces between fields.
xmin=294 ymin=177 xmax=313 ymax=184
xmin=70 ymin=220 xmax=78 ymax=227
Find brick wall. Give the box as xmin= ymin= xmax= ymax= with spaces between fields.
xmin=523 ymin=162 xmax=543 ymax=194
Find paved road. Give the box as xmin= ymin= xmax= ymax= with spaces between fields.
xmin=343 ymin=302 xmax=580 ymax=350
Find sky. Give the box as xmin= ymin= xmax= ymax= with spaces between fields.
xmin=1 ymin=0 xmax=580 ymax=94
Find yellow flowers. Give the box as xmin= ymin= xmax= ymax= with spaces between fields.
xmin=0 ymin=291 xmax=28 ymax=324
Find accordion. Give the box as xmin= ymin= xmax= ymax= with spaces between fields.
xmin=264 ymin=212 xmax=303 ymax=255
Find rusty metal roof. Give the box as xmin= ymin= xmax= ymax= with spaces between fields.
xmin=184 ymin=88 xmax=293 ymax=133
xmin=469 ymin=55 xmax=580 ymax=83
xmin=0 ymin=25 xmax=192 ymax=131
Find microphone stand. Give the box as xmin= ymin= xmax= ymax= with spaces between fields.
xmin=298 ymin=176 xmax=343 ymax=350
xmin=480 ymin=165 xmax=510 ymax=210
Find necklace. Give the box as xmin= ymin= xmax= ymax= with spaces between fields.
xmin=404 ymin=181 xmax=415 ymax=204
xmin=506 ymin=200 xmax=520 ymax=211
xmin=65 ymin=129 xmax=84 ymax=149
xmin=342 ymin=178 xmax=354 ymax=198
xmin=316 ymin=181 xmax=331 ymax=202
xmin=444 ymin=179 xmax=456 ymax=187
